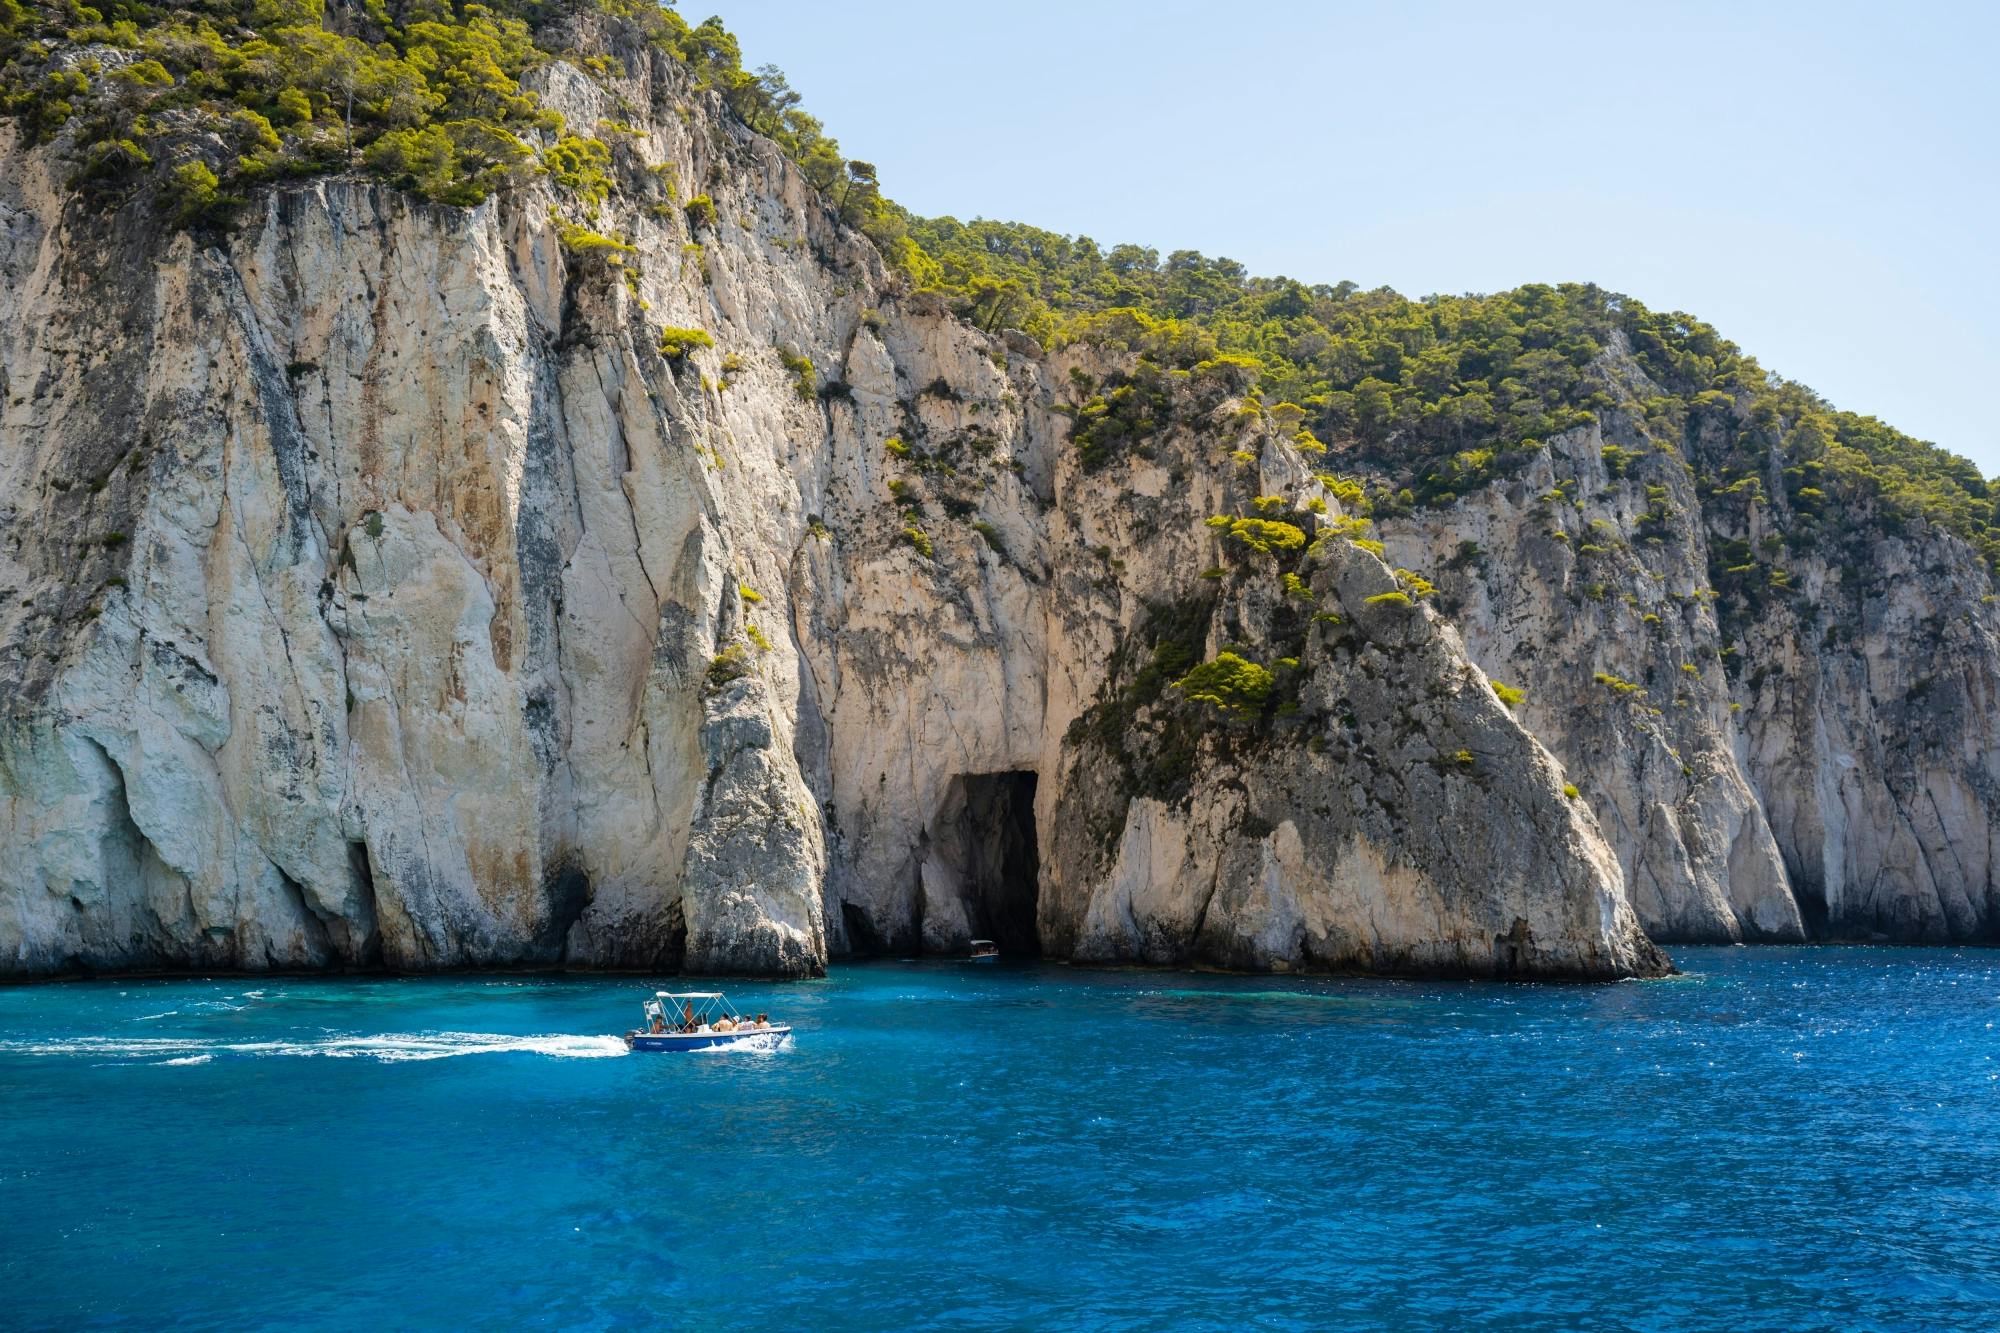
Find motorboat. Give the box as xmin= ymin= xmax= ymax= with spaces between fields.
xmin=624 ymin=992 xmax=790 ymax=1052
xmin=968 ymin=939 xmax=999 ymax=962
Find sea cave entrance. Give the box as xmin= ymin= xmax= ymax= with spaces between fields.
xmin=922 ymin=771 xmax=1042 ymax=956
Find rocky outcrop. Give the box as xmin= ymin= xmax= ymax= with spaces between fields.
xmin=0 ymin=33 xmax=1987 ymax=981
xmin=0 ymin=56 xmax=1669 ymax=981
xmin=0 ymin=53 xmax=848 ymax=976
xmin=1374 ymin=340 xmax=2000 ymax=944
xmin=1377 ymin=419 xmax=1806 ymax=944
xmin=1722 ymin=508 xmax=2000 ymax=941
xmin=1045 ymin=522 xmax=1666 ymax=979
xmin=783 ymin=331 xmax=1664 ymax=978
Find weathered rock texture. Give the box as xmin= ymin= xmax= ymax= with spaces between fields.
xmin=0 ymin=54 xmax=843 ymax=976
xmin=0 ymin=47 xmax=1985 ymax=980
xmin=1375 ymin=339 xmax=2000 ymax=944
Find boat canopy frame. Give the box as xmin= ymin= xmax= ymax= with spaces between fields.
xmin=644 ymin=991 xmax=744 ymax=1030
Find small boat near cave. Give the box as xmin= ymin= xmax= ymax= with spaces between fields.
xmin=624 ymin=992 xmax=790 ymax=1052
xmin=968 ymin=939 xmax=1000 ymax=963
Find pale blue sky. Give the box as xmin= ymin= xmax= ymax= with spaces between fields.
xmin=692 ymin=1 xmax=1997 ymax=474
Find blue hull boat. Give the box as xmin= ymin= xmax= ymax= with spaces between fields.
xmin=627 ymin=1026 xmax=791 ymax=1053
xmin=623 ymin=991 xmax=790 ymax=1053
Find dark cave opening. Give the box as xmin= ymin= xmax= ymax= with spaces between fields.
xmin=926 ymin=771 xmax=1042 ymax=957
xmin=541 ymin=862 xmax=593 ymax=955
xmin=842 ymin=899 xmax=890 ymax=956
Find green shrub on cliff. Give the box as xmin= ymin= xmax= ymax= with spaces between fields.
xmin=0 ymin=0 xmax=581 ymax=212
xmin=553 ymin=220 xmax=633 ymax=262
xmin=1394 ymin=568 xmax=1437 ymax=599
xmin=162 ymin=159 xmax=222 ymax=224
xmin=1174 ymin=652 xmax=1273 ymax=719
xmin=365 ymin=122 xmax=533 ymax=207
xmin=706 ymin=641 xmax=751 ymax=692
xmin=778 ymin=349 xmax=815 ymax=400
xmin=544 ymin=132 xmax=612 ymax=207
xmin=1215 ymin=517 xmax=1305 ymax=556
xmin=1065 ymin=365 xmax=1174 ymax=471
xmin=659 ymin=327 xmax=715 ymax=362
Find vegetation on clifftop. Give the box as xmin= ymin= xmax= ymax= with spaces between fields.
xmin=0 ymin=1 xmax=902 ymax=236
xmin=5 ymin=1 xmax=1993 ymax=573
xmin=906 ymin=216 xmax=1998 ymax=571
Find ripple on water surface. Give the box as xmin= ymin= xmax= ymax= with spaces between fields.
xmin=2 ymin=948 xmax=1998 ymax=1331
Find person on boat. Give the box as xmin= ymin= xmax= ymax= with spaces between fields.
xmin=714 ymin=1016 xmax=736 ymax=1033
xmin=754 ymin=1014 xmax=770 ymax=1029
xmin=649 ymin=1012 xmax=667 ymax=1035
xmin=681 ymin=1003 xmax=697 ymax=1033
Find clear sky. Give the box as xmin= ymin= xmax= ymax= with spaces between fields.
xmin=690 ymin=0 xmax=1998 ymax=475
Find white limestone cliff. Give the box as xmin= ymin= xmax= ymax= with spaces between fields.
xmin=0 ymin=42 xmax=1989 ymax=981
xmin=1374 ymin=345 xmax=2000 ymax=944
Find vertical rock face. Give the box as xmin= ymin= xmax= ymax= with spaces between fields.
xmin=0 ymin=50 xmax=1984 ymax=981
xmin=1043 ymin=518 xmax=1665 ymax=981
xmin=0 ymin=58 xmax=844 ymax=976
xmin=1724 ymin=522 xmax=2000 ymax=940
xmin=1376 ymin=420 xmax=1807 ymax=944
xmin=784 ymin=333 xmax=1665 ymax=978
xmin=1373 ymin=340 xmax=2000 ymax=944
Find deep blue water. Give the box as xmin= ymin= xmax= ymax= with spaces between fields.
xmin=2 ymin=948 xmax=1997 ymax=1331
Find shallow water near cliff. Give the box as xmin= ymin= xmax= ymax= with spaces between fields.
xmin=3 ymin=947 xmax=1998 ymax=1331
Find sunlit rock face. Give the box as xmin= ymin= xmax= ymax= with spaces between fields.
xmin=1372 ymin=351 xmax=2000 ymax=946
xmin=0 ymin=49 xmax=1986 ymax=982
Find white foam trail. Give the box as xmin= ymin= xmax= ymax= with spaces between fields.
xmin=312 ymin=1033 xmax=630 ymax=1062
xmin=0 ymin=1032 xmax=629 ymax=1062
xmin=692 ymin=1032 xmax=793 ymax=1055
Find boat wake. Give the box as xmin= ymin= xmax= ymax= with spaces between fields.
xmin=692 ymin=1031 xmax=794 ymax=1055
xmin=0 ymin=1032 xmax=630 ymax=1063
xmin=135 ymin=998 xmax=253 ymax=1021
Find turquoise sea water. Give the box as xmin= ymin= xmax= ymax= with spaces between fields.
xmin=2 ymin=947 xmax=1997 ymax=1330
